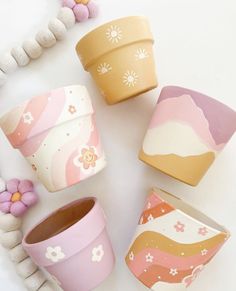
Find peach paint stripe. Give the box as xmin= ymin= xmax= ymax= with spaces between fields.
xmin=27 ymin=88 xmax=66 ymax=139
xmin=139 ymin=202 xmax=175 ymax=224
xmin=19 ymin=130 xmax=49 ymax=157
xmin=149 ymin=95 xmax=225 ymax=151
xmin=143 ymin=192 xmax=164 ymax=211
xmin=138 ymin=264 xmax=193 ymax=287
xmin=0 ymin=104 xmax=27 ymax=135
xmin=129 ymin=231 xmax=226 ymax=257
xmin=126 ymin=244 xmax=222 ymax=277
xmin=7 ymin=94 xmax=49 ymax=147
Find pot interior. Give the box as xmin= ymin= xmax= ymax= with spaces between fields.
xmin=25 ymin=198 xmax=95 ymax=244
xmin=154 ymin=188 xmax=227 ymax=233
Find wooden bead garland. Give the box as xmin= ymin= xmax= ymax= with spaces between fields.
xmin=0 ymin=177 xmax=55 ymax=290
xmin=0 ymin=1 xmax=99 ymax=88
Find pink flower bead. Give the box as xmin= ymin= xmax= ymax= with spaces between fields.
xmin=73 ymin=4 xmax=89 ymax=22
xmin=0 ymin=179 xmax=38 ymax=217
xmin=87 ymin=1 xmax=99 ymax=18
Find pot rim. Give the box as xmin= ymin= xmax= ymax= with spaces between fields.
xmin=76 ymin=15 xmax=154 ymax=70
xmin=152 ymin=187 xmax=230 ymax=236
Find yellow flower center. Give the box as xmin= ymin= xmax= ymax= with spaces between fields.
xmin=84 ymin=151 xmax=94 ymax=162
xmin=11 ymin=192 xmax=22 ymax=202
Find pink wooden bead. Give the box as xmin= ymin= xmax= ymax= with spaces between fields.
xmin=87 ymin=1 xmax=99 ymax=18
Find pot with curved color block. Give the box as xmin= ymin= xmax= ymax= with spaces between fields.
xmin=125 ymin=188 xmax=230 ymax=291
xmin=76 ymin=16 xmax=158 ymax=105
xmin=23 ymin=197 xmax=115 ymax=291
xmin=0 ymin=85 xmax=106 ymax=192
xmin=139 ymin=86 xmax=236 ymax=186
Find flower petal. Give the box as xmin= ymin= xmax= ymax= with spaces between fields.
xmin=0 ymin=191 xmax=12 ymax=203
xmin=6 ymin=179 xmax=20 ymax=193
xmin=0 ymin=177 xmax=6 ymax=192
xmin=18 ymin=180 xmax=33 ymax=194
xmin=21 ymin=192 xmax=38 ymax=206
xmin=0 ymin=202 xmax=12 ymax=213
xmin=10 ymin=201 xmax=27 ymax=217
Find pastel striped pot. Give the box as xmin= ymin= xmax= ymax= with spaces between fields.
xmin=139 ymin=86 xmax=236 ymax=186
xmin=0 ymin=85 xmax=106 ymax=192
xmin=76 ymin=16 xmax=158 ymax=105
xmin=23 ymin=197 xmax=115 ymax=291
xmin=126 ymin=188 xmax=230 ymax=291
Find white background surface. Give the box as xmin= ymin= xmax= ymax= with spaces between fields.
xmin=0 ymin=0 xmax=236 ymax=290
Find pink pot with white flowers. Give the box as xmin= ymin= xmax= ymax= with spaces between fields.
xmin=22 ymin=197 xmax=115 ymax=291
xmin=0 ymin=85 xmax=106 ymax=192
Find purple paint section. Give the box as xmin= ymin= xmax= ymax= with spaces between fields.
xmin=158 ymin=86 xmax=236 ymax=145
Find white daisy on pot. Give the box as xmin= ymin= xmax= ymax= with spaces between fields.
xmin=92 ymin=244 xmax=104 ymax=262
xmin=45 ymin=246 xmax=65 ymax=263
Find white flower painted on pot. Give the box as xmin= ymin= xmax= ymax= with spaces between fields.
xmin=23 ymin=112 xmax=34 ymax=125
xmin=45 ymin=246 xmax=65 ymax=263
xmin=97 ymin=63 xmax=112 ymax=75
xmin=201 ymin=249 xmax=208 ymax=256
xmin=129 ymin=251 xmax=134 ymax=261
xmin=106 ymin=25 xmax=122 ymax=43
xmin=147 ymin=214 xmax=154 ymax=221
xmin=135 ymin=48 xmax=149 ymax=60
xmin=145 ymin=253 xmax=154 ymax=263
xmin=92 ymin=244 xmax=104 ymax=262
xmin=123 ymin=70 xmax=138 ymax=87
xmin=169 ymin=268 xmax=178 ymax=276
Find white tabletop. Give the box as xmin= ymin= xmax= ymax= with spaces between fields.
xmin=0 ymin=0 xmax=236 ymax=290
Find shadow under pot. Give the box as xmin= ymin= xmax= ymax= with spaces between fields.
xmin=22 ymin=197 xmax=115 ymax=291
xmin=0 ymin=85 xmax=106 ymax=192
xmin=126 ymin=188 xmax=230 ymax=290
xmin=76 ymin=16 xmax=158 ymax=105
xmin=139 ymin=86 xmax=236 ymax=186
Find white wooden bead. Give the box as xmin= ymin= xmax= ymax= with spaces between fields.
xmin=57 ymin=7 xmax=76 ymax=29
xmin=36 ymin=29 xmax=57 ymax=48
xmin=0 ymin=177 xmax=6 ymax=192
xmin=11 ymin=46 xmax=30 ymax=67
xmin=25 ymin=270 xmax=46 ymax=291
xmin=38 ymin=281 xmax=55 ymax=291
xmin=0 ymin=53 xmax=18 ymax=74
xmin=0 ymin=230 xmax=22 ymax=249
xmin=16 ymin=257 xmax=38 ymax=278
xmin=0 ymin=213 xmax=22 ymax=232
xmin=9 ymin=244 xmax=28 ymax=263
xmin=23 ymin=39 xmax=43 ymax=59
xmin=48 ymin=18 xmax=67 ymax=41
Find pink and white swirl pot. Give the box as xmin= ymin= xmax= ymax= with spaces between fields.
xmin=22 ymin=197 xmax=115 ymax=291
xmin=0 ymin=85 xmax=106 ymax=192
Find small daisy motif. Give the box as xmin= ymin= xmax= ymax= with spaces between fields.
xmin=198 ymin=227 xmax=208 ymax=236
xmin=201 ymin=249 xmax=208 ymax=256
xmin=135 ymin=48 xmax=149 ymax=60
xmin=73 ymin=147 xmax=98 ymax=170
xmin=147 ymin=214 xmax=154 ymax=221
xmin=123 ymin=70 xmax=138 ymax=87
xmin=97 ymin=63 xmax=112 ymax=75
xmin=174 ymin=221 xmax=185 ymax=232
xmin=106 ymin=25 xmax=122 ymax=43
xmin=145 ymin=253 xmax=154 ymax=263
xmin=23 ymin=112 xmax=34 ymax=125
xmin=45 ymin=246 xmax=65 ymax=263
xmin=68 ymin=105 xmax=77 ymax=114
xmin=91 ymin=244 xmax=104 ymax=262
xmin=169 ymin=268 xmax=178 ymax=276
xmin=129 ymin=251 xmax=134 ymax=261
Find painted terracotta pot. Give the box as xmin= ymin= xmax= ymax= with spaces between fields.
xmin=139 ymin=86 xmax=236 ymax=186
xmin=126 ymin=188 xmax=230 ymax=291
xmin=23 ymin=197 xmax=115 ymax=291
xmin=0 ymin=85 xmax=106 ymax=192
xmin=76 ymin=16 xmax=158 ymax=105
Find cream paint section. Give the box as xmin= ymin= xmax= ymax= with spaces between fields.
xmin=56 ymin=85 xmax=94 ymax=125
xmin=151 ymin=281 xmax=186 ymax=291
xmin=129 ymin=210 xmax=220 ymax=246
xmin=26 ymin=115 xmax=93 ymax=190
xmin=0 ymin=104 xmax=27 ymax=135
xmin=143 ymin=122 xmax=215 ymax=157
